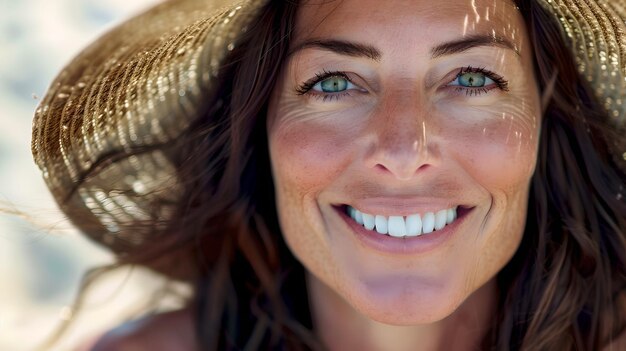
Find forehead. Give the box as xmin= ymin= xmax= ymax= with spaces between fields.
xmin=294 ymin=0 xmax=527 ymax=54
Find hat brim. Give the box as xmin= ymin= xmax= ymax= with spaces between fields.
xmin=31 ymin=0 xmax=268 ymax=253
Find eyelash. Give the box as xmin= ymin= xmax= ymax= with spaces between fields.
xmin=295 ymin=66 xmax=510 ymax=100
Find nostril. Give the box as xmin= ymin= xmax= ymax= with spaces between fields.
xmin=417 ymin=164 xmax=430 ymax=171
xmin=374 ymin=163 xmax=430 ymax=178
xmin=375 ymin=164 xmax=389 ymax=172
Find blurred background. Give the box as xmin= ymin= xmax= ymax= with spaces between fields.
xmin=0 ymin=1 xmax=174 ymax=350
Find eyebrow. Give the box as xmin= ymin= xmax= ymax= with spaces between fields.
xmin=289 ymin=34 xmax=519 ymax=61
xmin=431 ymin=34 xmax=520 ymax=58
xmin=289 ymin=39 xmax=382 ymax=61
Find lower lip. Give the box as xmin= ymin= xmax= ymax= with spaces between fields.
xmin=334 ymin=205 xmax=473 ymax=256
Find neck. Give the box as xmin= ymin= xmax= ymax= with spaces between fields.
xmin=307 ymin=274 xmax=497 ymax=351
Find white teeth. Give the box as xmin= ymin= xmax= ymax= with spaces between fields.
xmin=346 ymin=205 xmax=460 ymax=238
xmin=446 ymin=207 xmax=455 ymax=224
xmin=375 ymin=215 xmax=388 ymax=234
xmin=388 ymin=216 xmax=406 ymax=237
xmin=405 ymin=214 xmax=422 ymax=237
xmin=355 ymin=210 xmax=364 ymax=225
xmin=422 ymin=212 xmax=435 ymax=234
xmin=434 ymin=210 xmax=447 ymax=230
xmin=362 ymin=212 xmax=376 ymax=230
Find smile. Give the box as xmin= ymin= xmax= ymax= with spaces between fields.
xmin=345 ymin=205 xmax=458 ymax=238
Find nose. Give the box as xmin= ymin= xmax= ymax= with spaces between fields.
xmin=365 ymin=93 xmax=439 ymax=180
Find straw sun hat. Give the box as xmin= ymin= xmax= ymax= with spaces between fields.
xmin=31 ymin=0 xmax=626 ymax=253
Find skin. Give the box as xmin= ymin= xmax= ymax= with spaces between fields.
xmin=267 ymin=0 xmax=541 ymax=349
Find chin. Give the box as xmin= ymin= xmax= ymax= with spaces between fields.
xmin=341 ymin=276 xmax=472 ymax=325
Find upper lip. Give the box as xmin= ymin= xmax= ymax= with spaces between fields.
xmin=339 ymin=197 xmax=472 ymax=217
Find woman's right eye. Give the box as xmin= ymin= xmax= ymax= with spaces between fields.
xmin=295 ymin=71 xmax=362 ymax=100
xmin=312 ymin=76 xmax=355 ymax=93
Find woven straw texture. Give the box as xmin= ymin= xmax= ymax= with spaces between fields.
xmin=31 ymin=0 xmax=268 ymax=252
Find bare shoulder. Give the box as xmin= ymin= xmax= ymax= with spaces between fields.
xmin=88 ymin=308 xmax=197 ymax=351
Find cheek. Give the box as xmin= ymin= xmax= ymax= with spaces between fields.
xmin=267 ymin=100 xmax=359 ymax=281
xmin=437 ymin=97 xmax=540 ymax=188
xmin=271 ymin=125 xmax=342 ymax=186
xmin=268 ymin=97 xmax=360 ymax=194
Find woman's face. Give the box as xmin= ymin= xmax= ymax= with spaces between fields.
xmin=267 ymin=0 xmax=540 ymax=324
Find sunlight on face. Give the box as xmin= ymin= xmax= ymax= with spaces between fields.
xmin=267 ymin=0 xmax=540 ymax=324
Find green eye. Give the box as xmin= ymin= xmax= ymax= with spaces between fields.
xmin=313 ymin=76 xmax=353 ymax=93
xmin=454 ymin=72 xmax=494 ymax=87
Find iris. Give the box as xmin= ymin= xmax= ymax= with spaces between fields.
xmin=458 ymin=72 xmax=487 ymax=87
xmin=318 ymin=76 xmax=349 ymax=92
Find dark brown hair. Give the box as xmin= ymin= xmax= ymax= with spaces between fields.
xmin=494 ymin=1 xmax=626 ymax=349
xmin=60 ymin=0 xmax=626 ymax=349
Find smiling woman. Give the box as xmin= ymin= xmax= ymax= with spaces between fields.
xmin=267 ymin=0 xmax=541 ymax=335
xmin=31 ymin=0 xmax=626 ymax=350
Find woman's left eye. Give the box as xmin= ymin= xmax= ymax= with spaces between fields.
xmin=446 ymin=67 xmax=509 ymax=95
xmin=450 ymin=72 xmax=494 ymax=88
